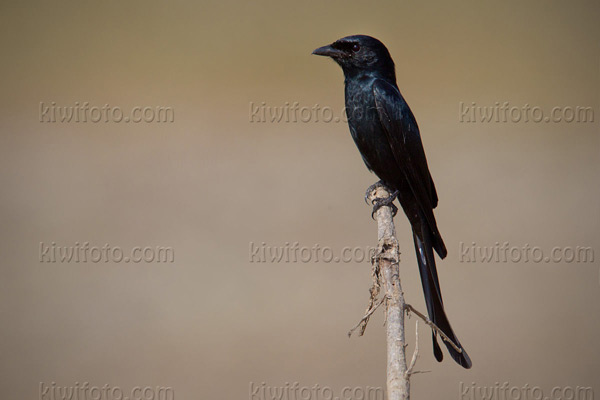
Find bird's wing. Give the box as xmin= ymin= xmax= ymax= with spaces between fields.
xmin=372 ymin=79 xmax=446 ymax=257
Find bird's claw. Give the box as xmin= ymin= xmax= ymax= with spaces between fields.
xmin=371 ymin=190 xmax=400 ymax=219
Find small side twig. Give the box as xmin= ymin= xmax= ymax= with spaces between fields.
xmin=348 ymin=296 xmax=386 ymax=337
xmin=406 ymin=321 xmax=419 ymax=376
xmin=405 ymin=303 xmax=462 ymax=354
xmin=402 ymin=321 xmax=431 ymax=376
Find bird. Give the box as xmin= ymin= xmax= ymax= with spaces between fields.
xmin=313 ymin=34 xmax=472 ymax=368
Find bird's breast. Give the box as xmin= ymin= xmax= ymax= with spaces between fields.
xmin=344 ymin=80 xmax=402 ymax=183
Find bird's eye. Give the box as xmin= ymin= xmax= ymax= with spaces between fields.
xmin=352 ymin=43 xmax=360 ymax=52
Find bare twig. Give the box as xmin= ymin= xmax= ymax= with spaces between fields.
xmin=404 ymin=321 xmax=432 ymax=376
xmin=405 ymin=303 xmax=462 ymax=354
xmin=406 ymin=321 xmax=419 ymax=377
xmin=348 ymin=296 xmax=386 ymax=337
xmin=410 ymin=370 xmax=432 ymax=375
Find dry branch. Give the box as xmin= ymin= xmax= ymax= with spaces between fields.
xmin=368 ymin=185 xmax=410 ymax=400
xmin=405 ymin=303 xmax=462 ymax=354
xmin=350 ymin=185 xmax=450 ymax=398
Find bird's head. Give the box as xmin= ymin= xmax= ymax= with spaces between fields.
xmin=312 ymin=35 xmax=396 ymax=81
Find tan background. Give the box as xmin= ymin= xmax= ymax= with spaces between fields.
xmin=1 ymin=0 xmax=599 ymax=398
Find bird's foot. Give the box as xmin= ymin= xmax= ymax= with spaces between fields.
xmin=365 ymin=181 xmax=399 ymax=219
xmin=371 ymin=189 xmax=399 ymax=219
xmin=364 ymin=180 xmax=388 ymax=204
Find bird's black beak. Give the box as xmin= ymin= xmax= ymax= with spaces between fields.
xmin=312 ymin=44 xmax=342 ymax=58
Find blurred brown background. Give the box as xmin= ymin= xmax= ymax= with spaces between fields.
xmin=1 ymin=0 xmax=599 ymax=398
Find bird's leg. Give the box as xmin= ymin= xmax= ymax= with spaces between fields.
xmin=366 ymin=181 xmax=399 ymax=219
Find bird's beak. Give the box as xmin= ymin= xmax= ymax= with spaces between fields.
xmin=312 ymin=44 xmax=343 ymax=58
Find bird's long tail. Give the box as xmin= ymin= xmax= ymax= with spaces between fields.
xmin=412 ymin=213 xmax=472 ymax=369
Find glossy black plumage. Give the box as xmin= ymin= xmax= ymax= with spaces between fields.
xmin=313 ymin=35 xmax=472 ymax=368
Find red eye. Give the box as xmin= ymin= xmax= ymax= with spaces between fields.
xmin=352 ymin=43 xmax=360 ymax=52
